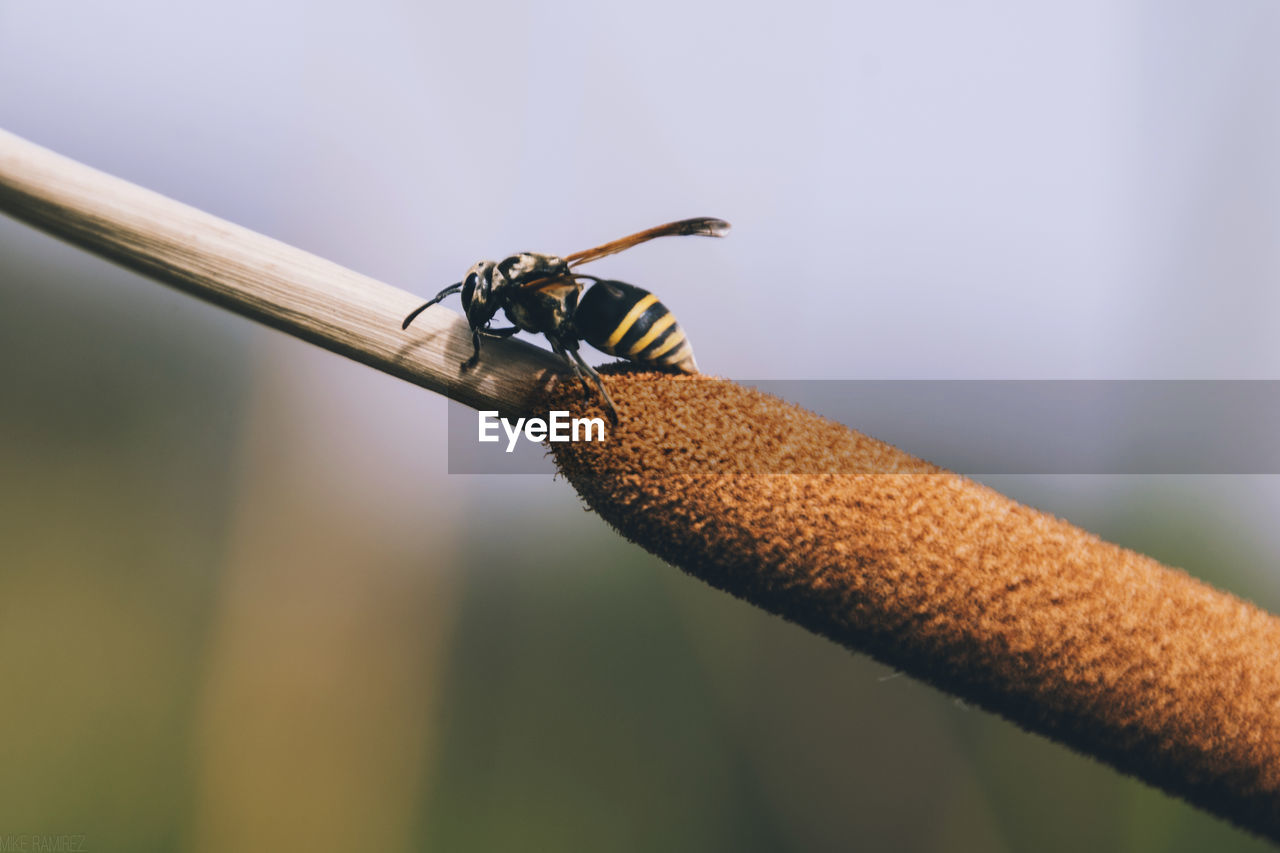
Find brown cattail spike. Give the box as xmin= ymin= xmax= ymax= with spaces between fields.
xmin=546 ymin=369 xmax=1280 ymax=842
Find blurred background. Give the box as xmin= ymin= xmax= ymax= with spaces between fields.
xmin=2 ymin=1 xmax=1279 ymax=850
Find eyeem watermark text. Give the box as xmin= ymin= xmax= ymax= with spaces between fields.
xmin=478 ymin=410 xmax=606 ymax=453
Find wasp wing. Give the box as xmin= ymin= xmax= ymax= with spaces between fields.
xmin=564 ymin=217 xmax=730 ymax=267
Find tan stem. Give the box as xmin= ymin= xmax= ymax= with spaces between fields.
xmin=0 ymin=128 xmax=563 ymax=417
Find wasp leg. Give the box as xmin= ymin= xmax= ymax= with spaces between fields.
xmin=463 ymin=327 xmax=520 ymax=369
xmin=463 ymin=330 xmax=483 ymax=370
xmin=564 ymin=346 xmax=620 ymax=423
xmin=547 ymin=339 xmax=590 ymax=393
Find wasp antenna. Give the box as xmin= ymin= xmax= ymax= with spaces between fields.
xmin=401 ymin=302 xmax=432 ymax=330
xmin=402 ymin=282 xmax=462 ymax=329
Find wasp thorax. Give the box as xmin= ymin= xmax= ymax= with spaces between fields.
xmin=497 ymin=252 xmax=568 ymax=285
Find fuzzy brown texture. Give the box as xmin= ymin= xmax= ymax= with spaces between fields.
xmin=545 ymin=369 xmax=1280 ymax=841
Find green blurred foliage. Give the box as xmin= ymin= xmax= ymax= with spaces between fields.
xmin=1 ymin=244 xmax=248 ymax=850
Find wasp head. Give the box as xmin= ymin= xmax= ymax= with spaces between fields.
xmin=459 ymin=261 xmax=501 ymax=329
xmin=458 ymin=253 xmax=570 ymax=330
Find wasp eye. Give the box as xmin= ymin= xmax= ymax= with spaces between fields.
xmin=461 ymin=273 xmax=478 ymax=310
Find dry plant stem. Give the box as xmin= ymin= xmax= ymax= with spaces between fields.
xmin=549 ymin=372 xmax=1280 ymax=843
xmin=0 ymin=128 xmax=563 ymax=417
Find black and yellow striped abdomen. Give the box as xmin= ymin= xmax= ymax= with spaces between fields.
xmin=574 ymin=279 xmax=697 ymax=373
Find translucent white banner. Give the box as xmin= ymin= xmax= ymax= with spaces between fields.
xmin=448 ymin=381 xmax=1280 ymax=475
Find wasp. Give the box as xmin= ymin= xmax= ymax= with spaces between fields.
xmin=401 ymin=217 xmax=729 ymax=418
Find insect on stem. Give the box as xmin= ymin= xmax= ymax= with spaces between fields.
xmin=400 ymin=217 xmax=729 ymax=416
